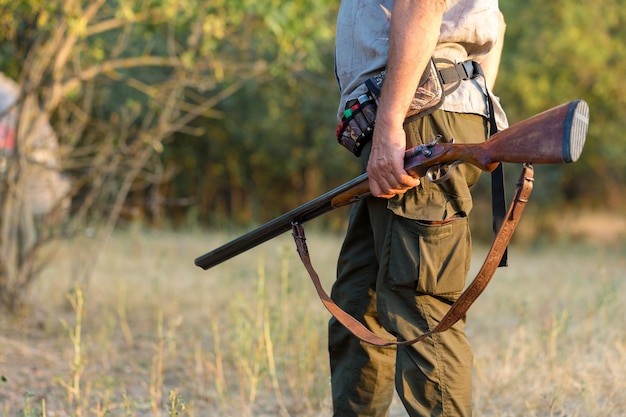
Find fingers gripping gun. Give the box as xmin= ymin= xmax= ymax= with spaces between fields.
xmin=195 ymin=100 xmax=589 ymax=270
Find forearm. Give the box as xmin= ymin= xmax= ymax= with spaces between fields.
xmin=376 ymin=0 xmax=446 ymax=127
xmin=367 ymin=0 xmax=445 ymax=198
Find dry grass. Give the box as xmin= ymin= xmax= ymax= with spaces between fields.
xmin=468 ymin=242 xmax=626 ymax=416
xmin=0 ymin=216 xmax=624 ymax=416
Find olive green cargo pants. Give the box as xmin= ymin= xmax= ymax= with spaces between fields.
xmin=329 ymin=110 xmax=488 ymax=417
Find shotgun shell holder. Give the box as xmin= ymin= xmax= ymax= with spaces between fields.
xmin=336 ymin=93 xmax=377 ymax=157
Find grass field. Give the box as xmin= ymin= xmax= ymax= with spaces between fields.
xmin=1 ymin=216 xmax=625 ymax=416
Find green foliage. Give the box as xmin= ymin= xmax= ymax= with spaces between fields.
xmin=160 ymin=0 xmax=354 ymax=225
xmin=0 ymin=0 xmax=623 ymax=231
xmin=498 ymin=1 xmax=626 ymax=206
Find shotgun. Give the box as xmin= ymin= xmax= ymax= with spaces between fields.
xmin=195 ymin=100 xmax=589 ymax=270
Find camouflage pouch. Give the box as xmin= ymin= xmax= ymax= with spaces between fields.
xmin=336 ymin=58 xmax=480 ymax=156
xmin=365 ymin=58 xmax=446 ymax=121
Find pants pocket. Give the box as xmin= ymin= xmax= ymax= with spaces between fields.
xmin=388 ymin=216 xmax=471 ymax=297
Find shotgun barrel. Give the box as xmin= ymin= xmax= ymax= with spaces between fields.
xmin=194 ymin=174 xmax=367 ymax=270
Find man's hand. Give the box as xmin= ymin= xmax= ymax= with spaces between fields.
xmin=365 ymin=0 xmax=444 ymax=198
xmin=367 ymin=119 xmax=420 ymax=198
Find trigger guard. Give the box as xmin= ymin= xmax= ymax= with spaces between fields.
xmin=426 ymin=165 xmax=447 ymax=183
xmin=426 ymin=161 xmax=460 ymax=184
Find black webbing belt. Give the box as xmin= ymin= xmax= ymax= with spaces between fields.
xmin=438 ymin=60 xmax=482 ymax=85
xmin=438 ymin=60 xmax=508 ymax=266
xmin=468 ymin=61 xmax=507 ymax=266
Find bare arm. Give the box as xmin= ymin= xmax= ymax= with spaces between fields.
xmin=367 ymin=0 xmax=446 ymax=198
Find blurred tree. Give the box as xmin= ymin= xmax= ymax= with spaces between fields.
xmin=498 ymin=1 xmax=626 ymax=208
xmin=1 ymin=0 xmax=326 ymax=309
xmin=161 ymin=0 xmax=353 ymax=226
xmin=0 ymin=0 xmax=623 ymax=311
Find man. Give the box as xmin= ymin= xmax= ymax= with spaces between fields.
xmin=330 ymin=1 xmax=507 ymax=416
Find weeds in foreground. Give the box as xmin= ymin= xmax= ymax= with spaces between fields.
xmin=1 ymin=231 xmax=624 ymax=416
xmin=57 ymin=286 xmax=86 ymax=415
xmin=17 ymin=391 xmax=44 ymax=417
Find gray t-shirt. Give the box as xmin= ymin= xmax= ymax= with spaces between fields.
xmin=335 ymin=0 xmax=506 ymax=126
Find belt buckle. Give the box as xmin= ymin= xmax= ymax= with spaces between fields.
xmin=461 ymin=61 xmax=474 ymax=79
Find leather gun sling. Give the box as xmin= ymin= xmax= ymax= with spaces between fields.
xmin=291 ymin=164 xmax=534 ymax=346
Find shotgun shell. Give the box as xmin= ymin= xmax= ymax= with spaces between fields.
xmin=351 ymin=104 xmax=372 ymax=134
xmin=358 ymin=95 xmax=377 ymax=125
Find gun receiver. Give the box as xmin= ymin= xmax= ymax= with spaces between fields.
xmin=195 ymin=100 xmax=589 ymax=270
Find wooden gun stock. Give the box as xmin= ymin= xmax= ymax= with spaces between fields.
xmin=195 ymin=100 xmax=589 ymax=270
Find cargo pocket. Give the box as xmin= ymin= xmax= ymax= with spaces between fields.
xmin=388 ymin=216 xmax=471 ymax=297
